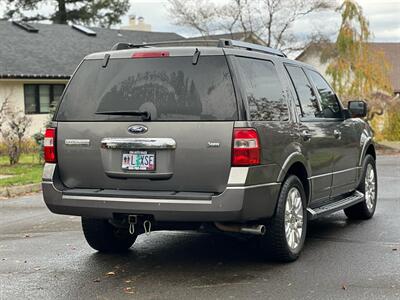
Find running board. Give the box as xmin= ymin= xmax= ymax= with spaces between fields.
xmin=307 ymin=191 xmax=365 ymax=220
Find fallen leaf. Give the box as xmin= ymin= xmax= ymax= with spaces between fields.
xmin=106 ymin=271 xmax=116 ymax=276
xmin=124 ymin=287 xmax=135 ymax=294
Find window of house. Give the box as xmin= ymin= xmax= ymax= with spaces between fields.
xmin=236 ymin=57 xmax=289 ymax=121
xmin=24 ymin=84 xmax=65 ymax=114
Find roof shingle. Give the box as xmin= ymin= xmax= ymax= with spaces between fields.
xmin=0 ymin=21 xmax=183 ymax=78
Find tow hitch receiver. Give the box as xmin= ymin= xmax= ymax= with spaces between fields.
xmin=128 ymin=215 xmax=153 ymax=235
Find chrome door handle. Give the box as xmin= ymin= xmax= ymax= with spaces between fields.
xmin=301 ymin=130 xmax=312 ymax=141
xmin=333 ymin=129 xmax=342 ymax=139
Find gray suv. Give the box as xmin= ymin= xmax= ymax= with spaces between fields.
xmin=42 ymin=39 xmax=377 ymax=262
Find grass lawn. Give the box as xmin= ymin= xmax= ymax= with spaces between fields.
xmin=0 ymin=153 xmax=43 ymax=187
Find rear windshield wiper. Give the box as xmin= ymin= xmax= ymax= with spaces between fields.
xmin=96 ymin=110 xmax=151 ymax=120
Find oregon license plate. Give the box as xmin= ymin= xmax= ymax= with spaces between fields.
xmin=122 ymin=151 xmax=155 ymax=171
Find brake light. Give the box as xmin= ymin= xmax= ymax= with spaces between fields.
xmin=131 ymin=51 xmax=170 ymax=58
xmin=44 ymin=128 xmax=57 ymax=163
xmin=232 ymin=128 xmax=260 ymax=166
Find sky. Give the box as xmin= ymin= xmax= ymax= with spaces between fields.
xmin=0 ymin=0 xmax=399 ymax=42
xmin=124 ymin=0 xmax=400 ymax=41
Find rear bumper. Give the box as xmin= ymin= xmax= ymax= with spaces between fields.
xmin=42 ymin=164 xmax=281 ymax=222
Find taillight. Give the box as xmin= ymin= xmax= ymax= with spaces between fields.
xmin=131 ymin=51 xmax=170 ymax=58
xmin=44 ymin=128 xmax=57 ymax=163
xmin=232 ymin=128 xmax=260 ymax=166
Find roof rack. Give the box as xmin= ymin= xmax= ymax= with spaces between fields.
xmin=111 ymin=40 xmax=219 ymax=50
xmin=12 ymin=21 xmax=39 ymax=33
xmin=110 ymin=39 xmax=286 ymax=57
xmin=218 ymin=39 xmax=286 ymax=57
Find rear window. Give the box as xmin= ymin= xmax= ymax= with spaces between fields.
xmin=56 ymin=56 xmax=238 ymax=121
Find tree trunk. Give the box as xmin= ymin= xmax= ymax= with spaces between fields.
xmin=54 ymin=0 xmax=68 ymax=24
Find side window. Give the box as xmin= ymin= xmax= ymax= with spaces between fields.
xmin=285 ymin=64 xmax=321 ymax=119
xmin=307 ymin=70 xmax=342 ymax=119
xmin=236 ymin=57 xmax=289 ymax=121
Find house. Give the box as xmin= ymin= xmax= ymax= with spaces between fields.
xmin=122 ymin=15 xmax=152 ymax=32
xmin=296 ymin=42 xmax=400 ymax=97
xmin=0 ymin=21 xmax=182 ymax=135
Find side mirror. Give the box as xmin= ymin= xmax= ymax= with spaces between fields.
xmin=348 ymin=100 xmax=367 ymax=118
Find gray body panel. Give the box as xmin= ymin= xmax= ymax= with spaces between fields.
xmin=43 ymin=164 xmax=281 ymax=221
xmin=57 ymin=122 xmax=234 ymax=193
xmin=42 ymin=44 xmax=374 ymax=223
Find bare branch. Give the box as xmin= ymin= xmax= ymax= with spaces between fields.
xmin=167 ymin=0 xmax=334 ymax=50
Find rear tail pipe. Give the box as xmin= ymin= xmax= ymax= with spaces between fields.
xmin=214 ymin=222 xmax=266 ymax=236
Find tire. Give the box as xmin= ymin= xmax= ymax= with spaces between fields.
xmin=261 ymin=175 xmax=308 ymax=262
xmin=344 ymin=154 xmax=377 ymax=220
xmin=81 ymin=217 xmax=137 ymax=253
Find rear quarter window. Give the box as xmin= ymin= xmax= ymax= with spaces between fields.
xmin=235 ymin=57 xmax=289 ymax=121
xmin=56 ymin=56 xmax=237 ymax=121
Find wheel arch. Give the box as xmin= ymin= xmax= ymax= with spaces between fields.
xmin=277 ymin=152 xmax=311 ymax=204
xmin=359 ymin=139 xmax=376 ymax=166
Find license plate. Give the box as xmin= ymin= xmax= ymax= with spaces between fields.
xmin=122 ymin=151 xmax=155 ymax=171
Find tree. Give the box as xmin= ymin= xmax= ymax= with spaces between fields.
xmin=0 ymin=93 xmax=31 ymax=165
xmin=167 ymin=0 xmax=334 ymax=52
xmin=325 ymin=0 xmax=394 ymax=120
xmin=1 ymin=0 xmax=130 ymax=27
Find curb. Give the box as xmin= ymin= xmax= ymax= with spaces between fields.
xmin=0 ymin=183 xmax=42 ymax=198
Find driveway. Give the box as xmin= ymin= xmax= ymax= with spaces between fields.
xmin=0 ymin=155 xmax=399 ymax=299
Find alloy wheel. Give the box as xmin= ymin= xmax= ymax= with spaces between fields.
xmin=284 ymin=187 xmax=304 ymax=250
xmin=365 ymin=163 xmax=376 ymax=211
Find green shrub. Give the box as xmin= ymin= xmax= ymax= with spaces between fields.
xmin=383 ymin=107 xmax=400 ymax=141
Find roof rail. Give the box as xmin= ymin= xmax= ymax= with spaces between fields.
xmin=110 ymin=39 xmax=286 ymax=57
xmin=218 ymin=39 xmax=286 ymax=57
xmin=111 ymin=40 xmax=219 ymax=50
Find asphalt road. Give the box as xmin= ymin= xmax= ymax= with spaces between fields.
xmin=1 ymin=155 xmax=399 ymax=300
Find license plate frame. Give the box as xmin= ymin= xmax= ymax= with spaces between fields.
xmin=121 ymin=151 xmax=156 ymax=171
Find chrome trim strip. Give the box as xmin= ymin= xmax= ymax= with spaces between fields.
xmin=309 ymin=173 xmax=332 ymax=180
xmin=227 ymin=167 xmax=249 ymax=185
xmin=101 ymin=138 xmax=176 ymax=150
xmin=226 ymin=182 xmax=281 ymax=189
xmin=63 ymin=195 xmax=211 ymax=205
xmin=333 ymin=166 xmax=361 ymax=175
xmin=65 ymin=139 xmax=90 ymax=146
xmin=309 ymin=167 xmax=361 ymax=180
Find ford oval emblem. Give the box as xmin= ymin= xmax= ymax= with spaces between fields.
xmin=128 ymin=125 xmax=148 ymax=134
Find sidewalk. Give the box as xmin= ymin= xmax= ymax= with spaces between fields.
xmin=377 ymin=141 xmax=400 ymax=154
